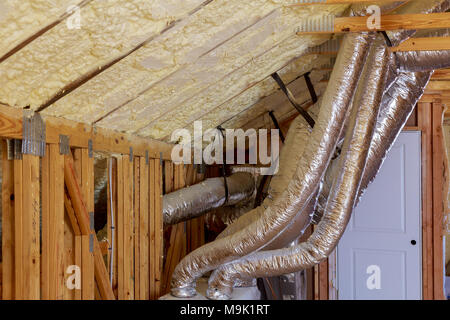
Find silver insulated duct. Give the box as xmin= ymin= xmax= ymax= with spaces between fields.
xmin=163 ymin=172 xmax=255 ymax=225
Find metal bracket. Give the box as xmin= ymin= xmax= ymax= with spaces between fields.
xmin=88 ymin=139 xmax=93 ymax=158
xmin=129 ymin=147 xmax=133 ymax=162
xmin=22 ymin=110 xmax=46 ymax=157
xmin=59 ymin=135 xmax=70 ymax=155
xmin=89 ymin=234 xmax=94 ymax=253
xmin=296 ymin=15 xmax=335 ymax=33
xmin=7 ymin=139 xmax=23 ymax=160
xmin=145 ymin=150 xmax=149 ymax=165
xmin=90 ymin=212 xmax=95 ymax=231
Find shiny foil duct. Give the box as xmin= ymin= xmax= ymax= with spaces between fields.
xmin=170 ymin=32 xmax=374 ymax=298
xmin=163 ymin=172 xmax=255 ymax=225
xmin=396 ymin=50 xmax=450 ymax=72
xmin=206 ymin=39 xmax=390 ymax=300
xmin=217 ymin=115 xmax=312 ymax=240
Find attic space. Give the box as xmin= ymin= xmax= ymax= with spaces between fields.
xmin=0 ymin=0 xmax=449 ymax=303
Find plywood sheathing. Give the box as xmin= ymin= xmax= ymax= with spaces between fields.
xmin=0 ymin=1 xmax=348 ymax=140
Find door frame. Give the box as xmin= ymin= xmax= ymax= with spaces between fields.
xmin=317 ymin=101 xmax=447 ymax=300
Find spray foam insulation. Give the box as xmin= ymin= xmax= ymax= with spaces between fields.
xmin=0 ymin=0 xmax=205 ymax=107
xmin=0 ymin=1 xmax=349 ymax=141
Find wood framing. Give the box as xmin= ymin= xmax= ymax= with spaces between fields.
xmin=41 ymin=144 xmax=65 ymax=300
xmin=0 ymin=104 xmax=173 ymax=160
xmin=1 ymin=141 xmax=14 ymax=300
xmin=296 ymin=13 xmax=450 ymax=34
xmin=150 ymin=158 xmax=163 ymax=299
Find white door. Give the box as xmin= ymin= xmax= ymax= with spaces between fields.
xmin=337 ymin=131 xmax=422 ymax=300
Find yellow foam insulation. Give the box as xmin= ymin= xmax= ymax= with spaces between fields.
xmin=45 ymin=2 xmax=347 ymax=131
xmin=45 ymin=0 xmax=285 ymax=122
xmin=144 ymin=50 xmax=330 ymax=139
xmin=171 ymin=55 xmax=330 ymax=143
xmin=0 ymin=0 xmax=79 ymax=58
xmin=96 ymin=5 xmax=348 ymax=137
xmin=0 ymin=0 xmax=205 ymax=108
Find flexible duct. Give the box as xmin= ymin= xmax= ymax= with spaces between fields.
xmin=396 ymin=50 xmax=450 ymax=72
xmin=163 ymin=172 xmax=255 ymax=225
xmin=170 ymin=32 xmax=373 ymax=298
xmin=217 ymin=115 xmax=312 ymax=240
xmin=206 ymin=39 xmax=389 ymax=299
xmin=313 ymin=71 xmax=433 ymax=222
xmin=386 ymin=0 xmax=450 ymax=46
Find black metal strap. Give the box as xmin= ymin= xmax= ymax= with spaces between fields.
xmin=217 ymin=126 xmax=229 ymax=204
xmin=271 ymin=72 xmax=316 ymax=128
xmin=379 ymin=31 xmax=393 ymax=48
xmin=303 ymin=72 xmax=318 ymax=104
xmin=268 ymin=111 xmax=285 ymax=143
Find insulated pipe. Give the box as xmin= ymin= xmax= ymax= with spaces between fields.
xmin=217 ymin=115 xmax=312 ymax=240
xmin=170 ymin=32 xmax=374 ymax=298
xmin=314 ymin=71 xmax=433 ymax=223
xmin=396 ymin=50 xmax=450 ymax=72
xmin=359 ymin=70 xmax=432 ymax=198
xmin=206 ymin=39 xmax=390 ymax=299
xmin=163 ymin=172 xmax=255 ymax=225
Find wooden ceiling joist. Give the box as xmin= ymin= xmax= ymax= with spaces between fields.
xmin=391 ymin=37 xmax=450 ymax=52
xmin=296 ymin=12 xmax=450 ymax=34
xmin=289 ymin=0 xmax=405 ymax=5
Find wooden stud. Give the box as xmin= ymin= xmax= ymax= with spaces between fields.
xmin=13 ymin=156 xmax=23 ymax=299
xmin=22 ymin=154 xmax=40 ymax=300
xmin=418 ymin=102 xmax=434 ymax=300
xmin=107 ymin=157 xmax=118 ymax=297
xmin=139 ymin=156 xmax=150 ymax=300
xmin=150 ymin=158 xmax=164 ymax=299
xmin=431 ymin=102 xmax=446 ymax=300
xmin=41 ymin=144 xmax=65 ymax=299
xmin=134 ymin=158 xmax=141 ymax=299
xmin=1 ymin=140 xmax=14 ymax=299
xmin=64 ymin=152 xmax=115 ymax=300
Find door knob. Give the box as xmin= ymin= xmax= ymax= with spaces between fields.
xmin=411 ymin=240 xmax=417 ymax=246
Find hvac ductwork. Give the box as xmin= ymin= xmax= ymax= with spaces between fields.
xmin=206 ymin=39 xmax=390 ymax=299
xmin=163 ymin=172 xmax=255 ymax=225
xmin=166 ymin=0 xmax=449 ymax=300
xmin=314 ymin=71 xmax=433 ymax=223
xmin=170 ymin=32 xmax=374 ymax=298
xmin=396 ymin=50 xmax=450 ymax=72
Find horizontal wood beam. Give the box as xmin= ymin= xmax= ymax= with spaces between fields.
xmin=289 ymin=0 xmax=404 ymax=5
xmin=426 ymin=81 xmax=450 ymax=91
xmin=296 ymin=13 xmax=450 ymax=34
xmin=0 ymin=104 xmax=173 ymax=160
xmin=432 ymin=69 xmax=450 ymax=80
xmin=391 ymin=37 xmax=450 ymax=52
